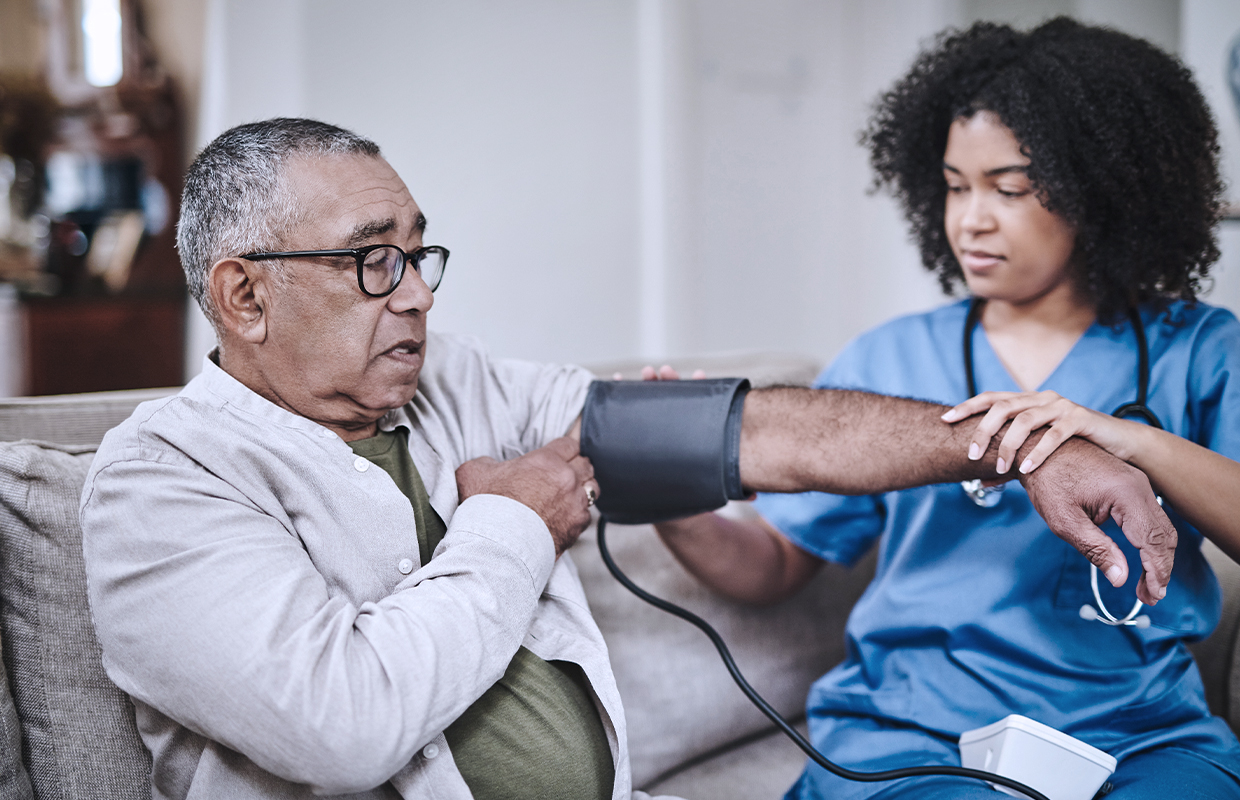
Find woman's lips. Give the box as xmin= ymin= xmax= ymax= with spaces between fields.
xmin=960 ymin=249 xmax=1004 ymax=271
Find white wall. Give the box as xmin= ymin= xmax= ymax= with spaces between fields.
xmin=188 ymin=0 xmax=1230 ymax=381
xmin=188 ymin=0 xmax=956 ymax=377
xmin=1181 ymin=0 xmax=1240 ymax=312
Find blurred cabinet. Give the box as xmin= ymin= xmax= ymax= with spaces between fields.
xmin=21 ymin=292 xmax=183 ymax=395
xmin=2 ymin=0 xmax=189 ymax=397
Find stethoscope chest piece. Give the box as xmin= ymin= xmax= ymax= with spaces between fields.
xmin=961 ymin=478 xmax=1005 ymax=508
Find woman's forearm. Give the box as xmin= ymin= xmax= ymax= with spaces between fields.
xmin=1126 ymin=425 xmax=1240 ymax=562
xmin=654 ymin=512 xmax=823 ymax=604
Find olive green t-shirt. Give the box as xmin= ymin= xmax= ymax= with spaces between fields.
xmin=348 ymin=429 xmax=614 ymax=800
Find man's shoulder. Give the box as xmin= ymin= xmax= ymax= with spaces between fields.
xmin=88 ymin=362 xmax=289 ymax=482
xmin=418 ymin=330 xmax=592 ymax=401
xmin=90 ymin=389 xmax=224 ymax=473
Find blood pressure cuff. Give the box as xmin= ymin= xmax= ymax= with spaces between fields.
xmin=579 ymin=378 xmax=750 ymax=524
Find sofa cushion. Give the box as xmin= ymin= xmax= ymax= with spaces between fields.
xmin=0 ymin=440 xmax=152 ymax=799
xmin=644 ymin=720 xmax=810 ymax=799
xmin=571 ymin=504 xmax=876 ymax=788
xmin=0 ymin=632 xmax=34 ymax=800
xmin=1190 ymin=539 xmax=1240 ymax=728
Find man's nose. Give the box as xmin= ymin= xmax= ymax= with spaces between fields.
xmin=386 ymin=266 xmax=434 ymax=314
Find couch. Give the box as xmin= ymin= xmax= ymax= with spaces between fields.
xmin=1 ymin=352 xmax=1238 ymax=800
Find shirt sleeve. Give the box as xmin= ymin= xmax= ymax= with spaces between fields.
xmin=1186 ymin=306 xmax=1240 ymax=460
xmin=751 ymin=335 xmax=890 ymax=567
xmin=81 ymin=455 xmax=556 ymax=795
xmin=488 ymin=355 xmax=594 ymax=448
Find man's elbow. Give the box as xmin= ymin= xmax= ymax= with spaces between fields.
xmin=269 ymin=728 xmax=417 ymax=795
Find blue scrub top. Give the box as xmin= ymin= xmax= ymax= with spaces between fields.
xmin=754 ymin=299 xmax=1240 ymax=777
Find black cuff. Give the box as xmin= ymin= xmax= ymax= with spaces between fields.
xmin=580 ymin=378 xmax=751 ymax=524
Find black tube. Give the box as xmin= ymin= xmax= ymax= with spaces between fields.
xmin=596 ymin=518 xmax=1049 ymax=800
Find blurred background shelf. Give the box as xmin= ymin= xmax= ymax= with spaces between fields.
xmin=19 ymin=292 xmax=184 ymax=396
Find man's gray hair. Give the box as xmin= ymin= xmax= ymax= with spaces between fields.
xmin=176 ymin=118 xmax=381 ymax=323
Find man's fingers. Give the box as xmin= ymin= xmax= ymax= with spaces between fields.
xmin=542 ymin=436 xmax=581 ymax=463
xmin=1116 ymin=501 xmax=1176 ymax=605
xmin=568 ymin=452 xmax=595 ymax=484
xmin=1060 ymin=513 xmax=1131 ymax=589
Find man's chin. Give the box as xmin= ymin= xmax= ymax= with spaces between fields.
xmin=363 ymin=377 xmax=421 ymax=414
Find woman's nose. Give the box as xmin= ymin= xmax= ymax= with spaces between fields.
xmin=960 ymin=193 xmax=995 ymax=233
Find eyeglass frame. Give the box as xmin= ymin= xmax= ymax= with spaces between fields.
xmin=240 ymin=243 xmax=449 ymax=296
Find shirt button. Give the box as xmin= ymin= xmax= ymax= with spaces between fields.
xmin=398 ymin=558 xmax=414 ymax=575
xmin=422 ymin=743 xmax=439 ymax=759
xmin=353 ymin=457 xmax=370 ymax=473
xmin=319 ymin=428 xmax=336 ymax=439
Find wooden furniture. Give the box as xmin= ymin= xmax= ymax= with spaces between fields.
xmin=19 ymin=293 xmax=183 ymax=395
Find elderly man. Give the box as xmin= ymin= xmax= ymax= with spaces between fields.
xmin=80 ymin=118 xmax=1173 ymax=800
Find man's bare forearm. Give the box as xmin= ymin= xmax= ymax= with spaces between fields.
xmin=735 ymin=386 xmax=1176 ymax=604
xmin=739 ymin=387 xmax=1025 ymax=494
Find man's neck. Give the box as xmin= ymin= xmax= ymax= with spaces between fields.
xmin=215 ymin=345 xmax=382 ymax=441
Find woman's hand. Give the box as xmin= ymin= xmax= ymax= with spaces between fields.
xmin=612 ymin=365 xmax=707 ymax=381
xmin=941 ymin=390 xmax=1138 ymax=475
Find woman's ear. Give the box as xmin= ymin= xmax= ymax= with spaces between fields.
xmin=208 ymin=257 xmax=268 ymax=344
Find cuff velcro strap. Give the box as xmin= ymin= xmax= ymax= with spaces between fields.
xmin=580 ymin=378 xmax=750 ymax=524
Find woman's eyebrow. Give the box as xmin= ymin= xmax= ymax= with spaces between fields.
xmin=941 ymin=162 xmax=1029 ymax=177
xmin=984 ymin=165 xmax=1029 ymax=177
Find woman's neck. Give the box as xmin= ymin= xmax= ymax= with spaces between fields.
xmin=978 ymin=284 xmax=1097 ymax=392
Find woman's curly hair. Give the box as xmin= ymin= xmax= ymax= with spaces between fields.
xmin=863 ymin=17 xmax=1224 ymax=321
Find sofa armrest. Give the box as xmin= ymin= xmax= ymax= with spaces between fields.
xmin=0 ymin=388 xmax=177 ymax=445
xmin=1189 ymin=539 xmax=1240 ymax=729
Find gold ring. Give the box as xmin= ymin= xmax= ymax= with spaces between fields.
xmin=584 ymin=485 xmax=597 ymax=507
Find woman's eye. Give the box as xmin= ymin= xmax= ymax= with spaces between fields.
xmin=998 ymin=187 xmax=1030 ymax=198
xmin=946 ymin=184 xmax=966 ymax=193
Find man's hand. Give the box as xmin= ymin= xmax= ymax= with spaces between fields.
xmin=1020 ymin=436 xmax=1175 ymax=606
xmin=455 ymin=437 xmax=599 ymax=557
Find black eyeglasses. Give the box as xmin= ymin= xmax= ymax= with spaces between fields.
xmin=241 ymin=244 xmax=449 ymax=296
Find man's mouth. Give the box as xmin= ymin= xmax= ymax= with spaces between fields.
xmin=383 ymin=340 xmax=424 ymax=361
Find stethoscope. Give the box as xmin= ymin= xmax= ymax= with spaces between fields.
xmin=960 ymin=297 xmax=1163 ymax=629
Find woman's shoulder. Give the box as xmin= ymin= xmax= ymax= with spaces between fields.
xmin=814 ymin=300 xmax=968 ymax=391
xmin=1149 ymin=300 xmax=1240 ymax=346
xmin=833 ymin=300 xmax=970 ymax=360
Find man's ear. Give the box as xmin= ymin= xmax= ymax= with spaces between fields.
xmin=208 ymin=257 xmax=269 ymax=344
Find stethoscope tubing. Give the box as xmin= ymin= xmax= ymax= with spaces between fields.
xmin=962 ymin=298 xmax=1164 ymax=628
xmin=962 ymin=298 xmax=1162 ymax=428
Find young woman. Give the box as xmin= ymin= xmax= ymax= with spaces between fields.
xmin=653 ymin=17 xmax=1240 ymax=799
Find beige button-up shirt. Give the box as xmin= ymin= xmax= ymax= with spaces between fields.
xmin=80 ymin=332 xmax=647 ymax=800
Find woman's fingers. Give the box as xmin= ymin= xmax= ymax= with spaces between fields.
xmin=949 ymin=391 xmax=1077 ymax=471
xmin=636 ymin=365 xmax=705 ymax=381
xmin=959 ymin=392 xmax=1052 ymax=460
xmin=994 ymin=402 xmax=1083 ymax=472
xmin=1018 ymin=423 xmax=1078 ymax=474
xmin=941 ymin=390 xmax=1018 ymax=422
